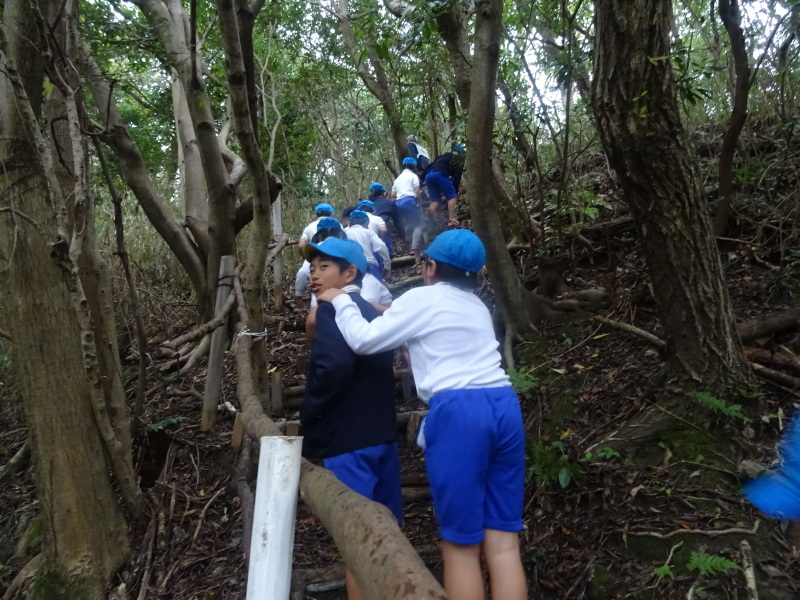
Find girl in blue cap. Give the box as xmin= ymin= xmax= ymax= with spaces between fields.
xmin=318 ymin=229 xmax=527 ymax=600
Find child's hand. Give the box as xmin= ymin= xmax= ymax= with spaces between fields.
xmin=316 ymin=288 xmax=345 ymax=303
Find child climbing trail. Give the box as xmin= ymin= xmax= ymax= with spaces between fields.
xmin=392 ymin=157 xmax=423 ymax=256
xmin=424 ymin=145 xmax=466 ymax=229
xmin=295 ymin=203 xmax=336 ymax=309
xmin=368 ymin=182 xmax=402 ymax=249
xmin=345 ymin=210 xmax=391 ymax=283
xmin=355 ymin=198 xmax=392 ymax=256
xmin=317 ymin=229 xmax=527 ymax=600
xmin=300 ymin=236 xmax=402 ymax=600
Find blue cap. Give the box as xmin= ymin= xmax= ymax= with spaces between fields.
xmin=369 ymin=182 xmax=386 ymax=193
xmin=402 ymin=157 xmax=417 ymax=166
xmin=303 ymin=238 xmax=367 ymax=275
xmin=349 ymin=210 xmax=369 ymax=223
xmin=356 ymin=200 xmax=375 ymax=212
xmin=316 ymin=217 xmax=341 ymax=230
xmin=425 ymin=229 xmax=486 ymax=274
xmin=743 ymin=415 xmax=800 ymax=520
xmin=315 ymin=203 xmax=334 ymax=214
xmin=453 ymin=144 xmax=466 ymax=153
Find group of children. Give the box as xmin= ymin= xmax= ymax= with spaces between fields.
xmin=295 ymin=197 xmax=528 ymax=600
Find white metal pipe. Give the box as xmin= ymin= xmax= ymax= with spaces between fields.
xmin=247 ymin=436 xmax=303 ymax=600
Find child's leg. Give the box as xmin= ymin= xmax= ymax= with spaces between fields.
xmin=440 ymin=541 xmax=484 ymax=600
xmin=482 ymin=529 xmax=527 ymax=600
xmin=344 ymin=568 xmax=364 ymax=600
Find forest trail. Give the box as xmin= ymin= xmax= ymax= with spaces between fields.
xmin=5 ymin=214 xmax=800 ymax=599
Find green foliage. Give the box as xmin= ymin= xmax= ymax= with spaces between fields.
xmin=653 ymin=564 xmax=675 ymax=579
xmin=580 ymin=446 xmax=620 ymax=462
xmin=688 ymin=392 xmax=751 ymax=423
xmin=687 ymin=552 xmax=742 ymax=576
xmin=148 ymin=416 xmax=187 ymax=432
xmin=507 ymin=368 xmax=539 ymax=394
xmin=527 ymin=441 xmax=585 ymax=488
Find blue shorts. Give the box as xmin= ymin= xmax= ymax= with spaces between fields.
xmin=324 ymin=442 xmax=403 ymax=523
xmin=367 ymin=262 xmax=384 ymax=282
xmin=424 ymin=171 xmax=457 ymax=203
xmin=424 ymin=387 xmax=524 ymax=545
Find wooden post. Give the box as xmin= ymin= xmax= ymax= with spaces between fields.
xmin=401 ymin=370 xmax=414 ymax=401
xmin=272 ymin=193 xmax=284 ymax=310
xmin=246 ymin=436 xmax=302 ymax=600
xmin=271 ymin=370 xmax=284 ymax=417
xmin=202 ymin=255 xmax=235 ymax=430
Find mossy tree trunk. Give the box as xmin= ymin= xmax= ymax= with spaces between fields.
xmin=592 ymin=0 xmax=752 ymax=400
xmin=0 ymin=0 xmax=132 ymax=595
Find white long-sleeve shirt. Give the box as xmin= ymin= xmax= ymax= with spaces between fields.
xmin=344 ymin=225 xmax=390 ymax=271
xmin=311 ymin=272 xmax=392 ymax=307
xmin=331 ymin=282 xmax=509 ymax=402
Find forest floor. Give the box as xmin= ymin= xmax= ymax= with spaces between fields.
xmin=2 ymin=208 xmax=800 ymax=599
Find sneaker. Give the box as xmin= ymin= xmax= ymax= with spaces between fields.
xmin=447 ymin=219 xmax=460 ymax=229
xmin=409 ymin=249 xmax=417 ymax=256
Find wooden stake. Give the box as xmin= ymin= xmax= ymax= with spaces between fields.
xmin=230 ymin=413 xmax=245 ymax=450
xmin=202 ymin=255 xmax=235 ymax=430
xmin=246 ymin=436 xmax=302 ymax=600
xmin=272 ymin=194 xmax=284 ymax=310
xmin=271 ymin=370 xmax=284 ymax=416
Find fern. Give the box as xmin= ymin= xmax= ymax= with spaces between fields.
xmin=686 ymin=552 xmax=742 ymax=576
xmin=653 ymin=564 xmax=674 ymax=579
xmin=688 ymin=391 xmax=751 ymax=423
xmin=507 ymin=368 xmax=539 ymax=394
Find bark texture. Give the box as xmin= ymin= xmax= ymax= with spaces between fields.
xmin=592 ymin=0 xmax=751 ymax=395
xmin=0 ymin=2 xmax=130 ymax=594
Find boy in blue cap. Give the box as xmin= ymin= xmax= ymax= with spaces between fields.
xmin=298 ymin=203 xmax=335 ymax=255
xmin=355 ymin=198 xmax=392 ymax=257
xmin=301 ymin=237 xmax=402 ymax=600
xmin=424 ymin=145 xmax=466 ymax=228
xmin=294 ymin=217 xmax=344 ymax=312
xmin=317 ymin=230 xmax=527 ymax=600
xmin=345 ymin=210 xmax=391 ymax=282
xmin=391 ymin=157 xmax=422 ymax=255
xmin=368 ymin=183 xmax=401 ymax=251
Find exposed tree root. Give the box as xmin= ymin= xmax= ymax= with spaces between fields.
xmin=155 ymin=292 xmax=236 ymax=359
xmin=179 ymin=334 xmax=212 ymax=375
xmin=235 ymin=439 xmax=255 ymax=563
xmin=1 ymin=554 xmax=41 ymax=600
xmin=0 ymin=439 xmax=30 ymax=482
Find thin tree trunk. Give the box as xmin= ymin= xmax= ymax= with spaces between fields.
xmin=712 ymin=0 xmax=752 ymax=235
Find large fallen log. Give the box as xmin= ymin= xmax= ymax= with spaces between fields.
xmin=737 ymin=309 xmax=800 ymax=343
xmin=233 ymin=322 xmax=446 ymax=599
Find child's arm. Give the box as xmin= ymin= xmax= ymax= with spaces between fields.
xmin=328 ymin=290 xmax=430 ymax=354
xmin=371 ymin=231 xmax=391 ymax=274
xmin=302 ymin=303 xmax=355 ymax=421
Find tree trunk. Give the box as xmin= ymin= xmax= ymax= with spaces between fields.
xmin=592 ymin=0 xmax=752 ymax=396
xmin=711 ymin=0 xmax=752 ymax=235
xmin=463 ymin=0 xmax=548 ymax=339
xmin=335 ymin=0 xmax=407 ymax=163
xmin=0 ymin=2 xmax=131 ymax=593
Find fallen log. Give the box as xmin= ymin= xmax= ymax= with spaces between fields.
xmin=388 ymin=276 xmax=424 ymax=293
xmin=391 ymin=255 xmax=418 ymax=269
xmin=737 ymin=309 xmax=800 ymax=343
xmin=234 ymin=326 xmax=446 ymax=599
xmin=750 ymin=363 xmax=800 ymax=389
xmin=744 ymin=348 xmax=800 ymax=372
